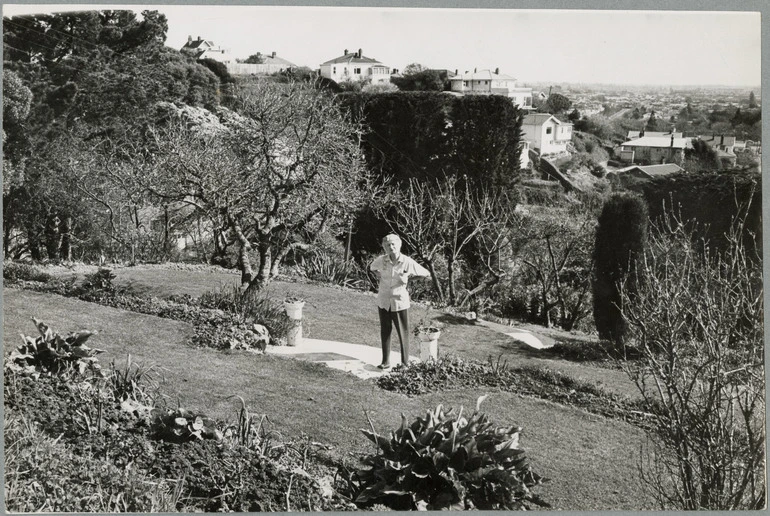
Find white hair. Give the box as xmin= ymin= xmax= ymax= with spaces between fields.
xmin=382 ymin=234 xmax=402 ymax=245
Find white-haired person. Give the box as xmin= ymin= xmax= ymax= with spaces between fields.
xmin=369 ymin=233 xmax=430 ymax=369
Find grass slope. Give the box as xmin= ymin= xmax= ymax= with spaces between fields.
xmin=99 ymin=266 xmax=640 ymax=399
xmin=4 ymin=287 xmax=654 ymax=509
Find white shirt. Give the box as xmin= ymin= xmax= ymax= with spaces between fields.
xmin=370 ymin=253 xmax=430 ymax=311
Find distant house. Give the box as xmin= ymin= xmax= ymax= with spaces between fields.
xmin=618 ymin=134 xmax=692 ymax=165
xmin=698 ymin=134 xmax=736 ymax=153
xmin=180 ymin=35 xmax=232 ymax=63
xmin=697 ymin=134 xmax=738 ymax=168
xmin=227 ymin=51 xmax=297 ymax=76
xmin=522 ymin=113 xmax=573 ymax=155
xmin=448 ymin=69 xmax=532 ymax=109
xmin=627 ymin=129 xmax=682 ymax=140
xmin=618 ymin=163 xmax=684 ymax=179
xmin=611 ymin=163 xmax=684 ymax=187
xmin=320 ymin=48 xmax=391 ymax=85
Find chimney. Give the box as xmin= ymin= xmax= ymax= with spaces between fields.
xmin=455 ymin=69 xmax=458 ymax=75
xmin=197 ymin=36 xmax=202 ymax=42
xmin=640 ymin=128 xmax=645 ymax=138
xmin=474 ymin=67 xmax=477 ymax=73
xmin=272 ymin=51 xmax=276 ymax=58
xmin=344 ymin=49 xmax=348 ymax=55
xmin=188 ymin=35 xmax=192 ymax=43
xmin=495 ymin=67 xmax=499 ymax=74
xmin=358 ymin=48 xmax=362 ymax=58
xmin=256 ymin=52 xmax=262 ymax=59
xmin=670 ymin=134 xmax=675 ymax=148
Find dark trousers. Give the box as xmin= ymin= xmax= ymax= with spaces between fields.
xmin=378 ymin=308 xmax=410 ymax=365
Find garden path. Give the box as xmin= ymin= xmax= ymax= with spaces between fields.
xmin=269 ymin=317 xmax=552 ymax=380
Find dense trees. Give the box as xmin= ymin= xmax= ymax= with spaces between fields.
xmin=121 ymin=82 xmax=372 ymax=290
xmin=391 ymin=63 xmax=446 ymax=91
xmin=2 ymin=10 xmax=223 ymax=261
xmin=545 ymin=93 xmax=571 ymax=114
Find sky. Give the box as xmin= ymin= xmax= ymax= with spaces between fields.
xmin=2 ymin=4 xmax=762 ymax=87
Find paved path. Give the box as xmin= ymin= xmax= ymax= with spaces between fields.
xmin=268 ymin=318 xmax=552 ymax=380
xmin=269 ymin=338 xmax=410 ymax=380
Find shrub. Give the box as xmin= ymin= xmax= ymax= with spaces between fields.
xmin=295 ymin=250 xmax=366 ymax=290
xmin=3 ymin=261 xmax=53 ymax=283
xmin=592 ymin=193 xmax=648 ymax=345
xmin=627 ymin=170 xmax=762 ymax=259
xmin=76 ymin=267 xmax=122 ymax=301
xmin=618 ymin=214 xmax=765 ymax=510
xmin=348 ymin=398 xmax=548 ymax=510
xmin=198 ymin=284 xmax=290 ymax=342
xmin=6 ymin=319 xmax=104 ymax=378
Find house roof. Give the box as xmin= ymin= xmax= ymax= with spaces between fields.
xmin=621 ymin=136 xmax=692 ymax=149
xmin=250 ymin=52 xmax=297 ymax=67
xmin=620 ymin=163 xmax=684 ymax=177
xmin=698 ymin=134 xmax=737 ymax=146
xmin=449 ymin=69 xmax=517 ymax=82
xmin=182 ymin=39 xmax=215 ymax=51
xmin=716 ymin=149 xmax=737 ymax=158
xmin=523 ymin=113 xmax=568 ymax=126
xmin=627 ymin=130 xmax=682 ymax=139
xmin=321 ymin=51 xmax=384 ymax=66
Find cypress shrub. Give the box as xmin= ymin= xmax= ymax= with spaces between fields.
xmin=592 ymin=192 xmax=648 ymax=345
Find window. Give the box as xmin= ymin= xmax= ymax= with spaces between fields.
xmin=333 ymin=67 xmax=336 ymax=74
xmin=354 ymin=67 xmax=361 ymax=74
xmin=546 ymin=127 xmax=552 ymax=135
xmin=463 ymin=81 xmax=468 ymax=87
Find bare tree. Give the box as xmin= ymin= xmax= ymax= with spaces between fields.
xmin=376 ymin=175 xmax=518 ymax=306
xmin=513 ymin=207 xmax=595 ymax=329
xmin=113 ymin=81 xmax=371 ymax=288
xmin=618 ymin=212 xmax=765 ymax=509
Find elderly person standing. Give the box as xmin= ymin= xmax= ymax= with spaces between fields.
xmin=369 ymin=234 xmax=430 ymax=369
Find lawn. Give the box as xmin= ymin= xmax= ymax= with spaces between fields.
xmin=4 ymin=287 xmax=654 ymax=509
xmin=94 ymin=265 xmax=641 ymax=399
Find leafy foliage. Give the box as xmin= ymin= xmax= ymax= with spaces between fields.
xmin=545 ymin=93 xmax=571 ymax=114
xmin=391 ymin=66 xmax=447 ymax=91
xmin=2 ymin=261 xmax=53 ymax=283
xmin=292 ymin=249 xmax=368 ymax=290
xmin=6 ymin=319 xmax=103 ymax=378
xmin=348 ymin=399 xmax=548 ymax=510
xmin=4 ymin=355 xmax=352 ymax=513
xmin=2 ymin=10 xmax=222 ymax=262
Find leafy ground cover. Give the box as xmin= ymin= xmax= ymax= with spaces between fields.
xmin=4 ymin=287 xmax=655 ymax=510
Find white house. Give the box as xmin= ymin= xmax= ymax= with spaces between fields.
xmin=319 ymin=48 xmax=391 ymax=85
xmin=618 ymin=135 xmax=692 ymax=165
xmin=180 ymin=36 xmax=233 ymax=63
xmin=448 ymin=69 xmax=533 ymax=109
xmin=522 ymin=113 xmax=573 ymax=155
xmin=227 ymin=52 xmax=298 ymax=75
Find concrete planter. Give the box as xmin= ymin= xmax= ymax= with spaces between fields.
xmin=284 ymin=300 xmax=305 ymax=346
xmin=417 ymin=329 xmax=440 ymax=362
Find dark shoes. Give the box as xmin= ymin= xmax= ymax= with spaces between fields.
xmin=377 ymin=363 xmax=391 ymax=370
